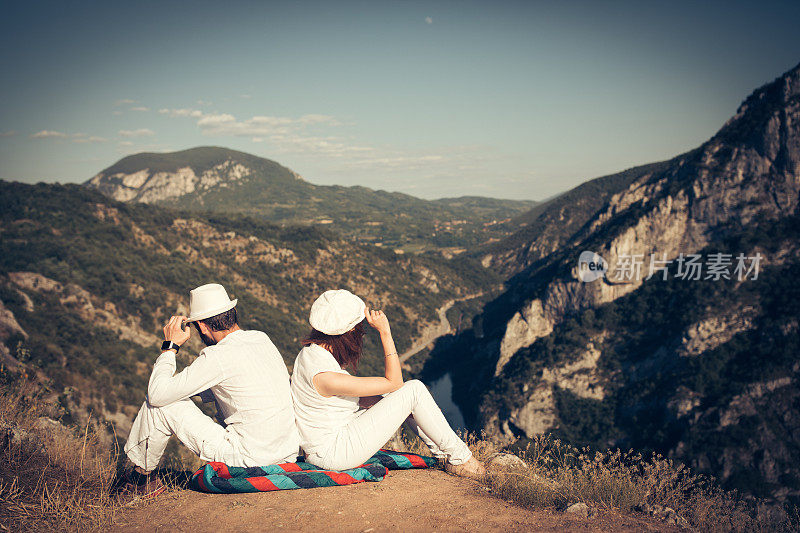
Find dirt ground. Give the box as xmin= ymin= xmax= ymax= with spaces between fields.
xmin=113 ymin=468 xmax=679 ymax=532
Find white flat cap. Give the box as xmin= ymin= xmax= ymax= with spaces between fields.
xmin=309 ymin=289 xmax=367 ymax=335
xmin=186 ymin=283 xmax=238 ymax=323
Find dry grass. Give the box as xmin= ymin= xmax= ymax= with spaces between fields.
xmin=389 ymin=426 xmax=798 ymax=532
xmin=0 ymin=374 xmax=229 ymax=531
xmin=462 ymin=433 xmax=798 ymax=533
xmin=2 ymin=376 xmax=797 ymax=532
xmin=0 ymin=376 xmax=122 ymax=531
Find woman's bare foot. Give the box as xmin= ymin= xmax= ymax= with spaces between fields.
xmin=445 ymin=456 xmax=486 ymax=481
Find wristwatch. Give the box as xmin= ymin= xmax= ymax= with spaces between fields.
xmin=161 ymin=340 xmax=181 ymax=353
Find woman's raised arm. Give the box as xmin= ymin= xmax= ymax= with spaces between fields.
xmin=314 ymin=308 xmax=403 ymax=397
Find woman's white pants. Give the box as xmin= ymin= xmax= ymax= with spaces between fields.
xmin=305 ymin=380 xmax=473 ymax=470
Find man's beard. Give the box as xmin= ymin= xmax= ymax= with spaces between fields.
xmin=193 ymin=324 xmax=217 ymax=346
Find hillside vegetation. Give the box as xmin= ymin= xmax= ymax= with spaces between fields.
xmin=0 ymin=180 xmax=498 ymax=438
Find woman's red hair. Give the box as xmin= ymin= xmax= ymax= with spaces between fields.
xmin=302 ymin=320 xmax=366 ymax=372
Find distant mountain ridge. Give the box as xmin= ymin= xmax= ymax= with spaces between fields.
xmin=85 ymin=147 xmax=536 ymax=252
xmin=86 ymin=147 xmax=303 ymax=203
xmin=477 ymin=159 xmax=674 ymax=277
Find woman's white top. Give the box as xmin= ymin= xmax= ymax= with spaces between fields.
xmin=290 ymin=344 xmax=360 ymax=453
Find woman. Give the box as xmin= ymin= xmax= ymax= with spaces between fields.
xmin=291 ymin=289 xmax=486 ymax=479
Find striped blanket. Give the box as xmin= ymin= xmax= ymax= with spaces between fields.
xmin=190 ymin=449 xmax=437 ymax=493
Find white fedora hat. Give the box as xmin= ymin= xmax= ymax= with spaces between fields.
xmin=309 ymin=289 xmax=366 ymax=335
xmin=186 ymin=283 xmax=238 ymax=323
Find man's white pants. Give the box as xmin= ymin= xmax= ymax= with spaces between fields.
xmin=305 ymin=380 xmax=473 ymax=470
xmin=124 ymin=398 xmax=295 ymax=471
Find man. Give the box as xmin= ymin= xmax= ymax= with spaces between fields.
xmin=122 ymin=283 xmax=300 ymax=497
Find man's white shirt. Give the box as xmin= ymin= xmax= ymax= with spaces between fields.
xmin=148 ymin=329 xmax=300 ymax=465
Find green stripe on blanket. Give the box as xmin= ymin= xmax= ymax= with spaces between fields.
xmin=190 ymin=449 xmax=437 ymax=493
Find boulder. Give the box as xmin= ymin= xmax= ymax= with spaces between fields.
xmin=564 ymin=502 xmax=589 ymax=518
xmin=487 ymin=452 xmax=527 ymax=470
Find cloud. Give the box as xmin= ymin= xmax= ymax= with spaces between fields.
xmin=115 ymin=142 xmax=172 ymax=154
xmin=131 ymin=106 xmax=149 ymax=112
xmin=0 ymin=131 xmax=15 ymax=137
xmin=159 ymin=107 xmax=204 ymax=118
xmin=425 ymin=16 xmax=433 ymax=24
xmin=251 ymin=133 xmax=374 ymax=158
xmin=197 ymin=113 xmax=236 ymax=128
xmin=115 ymin=99 xmax=136 ymax=106
xmin=161 ymin=106 xmax=341 ymax=133
xmin=240 ymin=94 xmax=252 ymax=99
xmin=31 ymin=130 xmax=109 ymax=143
xmin=72 ymin=135 xmax=107 ymax=144
xmin=31 ymin=130 xmax=68 ymax=139
xmin=197 ymin=113 xmax=340 ymax=137
xmin=346 ymin=154 xmax=444 ymax=168
xmin=119 ymin=128 xmax=155 ymax=138
xmin=298 ymin=114 xmax=342 ymax=125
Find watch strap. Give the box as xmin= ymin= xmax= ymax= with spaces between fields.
xmin=161 ymin=340 xmax=180 ymax=353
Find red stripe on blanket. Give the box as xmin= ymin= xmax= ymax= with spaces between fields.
xmin=211 ymin=462 xmax=232 ymax=479
xmin=248 ymin=476 xmax=281 ymax=491
xmin=326 ymin=471 xmax=359 ymax=485
xmin=193 ymin=468 xmax=210 ymax=492
xmin=280 ymin=462 xmax=303 ymax=472
xmin=402 ymin=453 xmax=429 ymax=468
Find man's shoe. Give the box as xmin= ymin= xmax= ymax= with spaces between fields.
xmin=445 ymin=456 xmax=487 ymax=481
xmin=119 ymin=470 xmax=167 ymax=499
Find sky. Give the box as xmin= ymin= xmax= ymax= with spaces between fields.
xmin=1 ymin=1 xmax=799 ymax=200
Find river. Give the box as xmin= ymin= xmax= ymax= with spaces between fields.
xmin=427 ymin=372 xmax=466 ymax=431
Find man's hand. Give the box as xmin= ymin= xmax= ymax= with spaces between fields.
xmin=365 ymin=308 xmax=391 ymax=336
xmin=163 ymin=315 xmax=191 ymax=346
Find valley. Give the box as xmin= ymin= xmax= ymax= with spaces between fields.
xmin=1 ymin=60 xmax=799 ymax=516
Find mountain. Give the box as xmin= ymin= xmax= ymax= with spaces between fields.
xmin=419 ymin=62 xmax=800 ymax=503
xmin=477 ymin=160 xmax=673 ymax=277
xmin=0 ymin=180 xmax=499 ymax=437
xmin=85 ymin=146 xmax=536 ymax=253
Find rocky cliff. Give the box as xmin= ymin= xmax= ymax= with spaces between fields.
xmin=422 ymin=61 xmax=800 ymax=503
